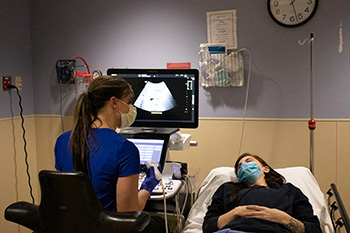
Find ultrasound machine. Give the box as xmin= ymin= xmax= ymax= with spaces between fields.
xmin=107 ymin=68 xmax=199 ymax=201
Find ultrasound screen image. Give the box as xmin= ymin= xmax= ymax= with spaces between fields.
xmin=107 ymin=68 xmax=198 ymax=128
xmin=134 ymin=81 xmax=176 ymax=112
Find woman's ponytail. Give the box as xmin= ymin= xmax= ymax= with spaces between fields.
xmin=70 ymin=92 xmax=93 ymax=173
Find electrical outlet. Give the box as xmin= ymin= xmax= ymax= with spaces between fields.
xmin=1 ymin=76 xmax=12 ymax=91
xmin=15 ymin=76 xmax=22 ymax=90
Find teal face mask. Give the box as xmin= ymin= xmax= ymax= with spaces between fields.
xmin=237 ymin=162 xmax=262 ymax=184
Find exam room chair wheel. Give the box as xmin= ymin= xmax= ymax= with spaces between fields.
xmin=4 ymin=170 xmax=150 ymax=233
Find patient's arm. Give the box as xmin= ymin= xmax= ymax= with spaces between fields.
xmin=243 ymin=205 xmax=305 ymax=233
xmin=218 ymin=205 xmax=305 ymax=233
xmin=217 ymin=206 xmax=247 ymax=229
xmin=286 ymin=217 xmax=305 ymax=233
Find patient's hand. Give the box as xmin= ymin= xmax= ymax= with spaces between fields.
xmin=218 ymin=205 xmax=305 ymax=233
xmin=217 ymin=206 xmax=248 ymax=229
xmin=243 ymin=205 xmax=287 ymax=222
xmin=243 ymin=205 xmax=305 ymax=233
xmin=217 ymin=205 xmax=268 ymax=229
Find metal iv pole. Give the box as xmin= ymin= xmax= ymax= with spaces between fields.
xmin=308 ymin=33 xmax=316 ymax=174
xmin=299 ymin=33 xmax=316 ymax=174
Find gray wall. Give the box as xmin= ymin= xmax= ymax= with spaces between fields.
xmin=1 ymin=0 xmax=350 ymax=119
xmin=0 ymin=0 xmax=34 ymax=118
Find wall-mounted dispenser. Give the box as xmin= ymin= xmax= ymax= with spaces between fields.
xmin=199 ymin=43 xmax=244 ymax=87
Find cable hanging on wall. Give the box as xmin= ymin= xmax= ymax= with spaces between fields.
xmin=236 ymin=48 xmax=252 ymax=157
xmin=9 ymin=84 xmax=35 ymax=204
xmin=9 ymin=92 xmax=19 ymax=203
xmin=197 ymin=43 xmax=251 ymax=156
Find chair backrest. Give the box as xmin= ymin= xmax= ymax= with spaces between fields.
xmin=38 ymin=170 xmax=104 ymax=233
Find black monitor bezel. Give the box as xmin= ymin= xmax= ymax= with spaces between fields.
xmin=107 ymin=68 xmax=199 ymax=129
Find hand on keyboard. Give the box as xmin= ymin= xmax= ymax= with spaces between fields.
xmin=139 ymin=161 xmax=162 ymax=194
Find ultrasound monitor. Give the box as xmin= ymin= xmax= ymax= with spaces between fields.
xmin=122 ymin=133 xmax=170 ymax=171
xmin=107 ymin=68 xmax=199 ymax=129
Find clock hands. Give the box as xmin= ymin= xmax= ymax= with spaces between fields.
xmin=290 ymin=0 xmax=299 ymax=22
xmin=269 ymin=0 xmax=317 ymax=27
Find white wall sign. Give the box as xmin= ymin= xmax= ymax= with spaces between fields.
xmin=206 ymin=9 xmax=237 ymax=49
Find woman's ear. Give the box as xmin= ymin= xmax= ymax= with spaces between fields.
xmin=109 ymin=96 xmax=118 ymax=108
xmin=262 ymin=166 xmax=270 ymax=174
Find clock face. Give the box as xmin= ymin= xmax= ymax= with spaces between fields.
xmin=268 ymin=0 xmax=318 ymax=27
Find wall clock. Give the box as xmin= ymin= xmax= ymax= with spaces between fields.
xmin=268 ymin=0 xmax=318 ymax=27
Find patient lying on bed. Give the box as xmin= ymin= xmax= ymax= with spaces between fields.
xmin=202 ymin=153 xmax=322 ymax=233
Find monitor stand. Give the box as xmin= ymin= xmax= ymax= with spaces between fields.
xmin=120 ymin=127 xmax=179 ymax=135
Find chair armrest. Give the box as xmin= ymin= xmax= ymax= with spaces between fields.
xmin=94 ymin=210 xmax=150 ymax=233
xmin=4 ymin=201 xmax=42 ymax=232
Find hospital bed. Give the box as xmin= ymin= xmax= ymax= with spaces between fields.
xmin=327 ymin=183 xmax=350 ymax=232
xmin=182 ymin=166 xmax=335 ymax=233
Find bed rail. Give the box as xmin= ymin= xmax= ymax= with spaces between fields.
xmin=327 ymin=183 xmax=350 ymax=233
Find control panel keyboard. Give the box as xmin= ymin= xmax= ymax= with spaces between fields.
xmin=139 ymin=173 xmax=183 ymax=200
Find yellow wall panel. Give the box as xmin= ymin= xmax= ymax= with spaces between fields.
xmin=337 ymin=121 xmax=350 ymax=218
xmin=0 ymin=116 xmax=38 ymax=233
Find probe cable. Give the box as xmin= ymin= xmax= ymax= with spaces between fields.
xmin=184 ymin=174 xmax=194 ymax=206
xmin=169 ymin=179 xmax=189 ymax=233
xmin=177 ymin=180 xmax=189 ymax=233
xmin=180 ymin=180 xmax=189 ymax=217
xmin=9 ymin=85 xmax=35 ymax=204
xmin=160 ymin=180 xmax=169 ymax=233
xmin=174 ymin=192 xmax=181 ymax=233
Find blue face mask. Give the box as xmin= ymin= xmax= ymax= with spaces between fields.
xmin=237 ymin=162 xmax=262 ymax=184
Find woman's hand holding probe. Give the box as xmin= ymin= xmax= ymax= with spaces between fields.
xmin=140 ymin=161 xmax=162 ymax=194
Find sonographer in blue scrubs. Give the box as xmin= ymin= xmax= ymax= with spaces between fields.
xmin=54 ymin=76 xmax=163 ymax=232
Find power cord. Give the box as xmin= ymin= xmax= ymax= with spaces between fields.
xmin=236 ymin=48 xmax=252 ymax=156
xmin=9 ymin=92 xmax=21 ymax=233
xmin=9 ymin=92 xmax=19 ymax=202
xmin=8 ymin=84 xmax=35 ymax=204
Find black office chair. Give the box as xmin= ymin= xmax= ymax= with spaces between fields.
xmin=4 ymin=170 xmax=150 ymax=233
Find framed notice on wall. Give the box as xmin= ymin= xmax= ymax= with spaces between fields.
xmin=206 ymin=9 xmax=237 ymax=49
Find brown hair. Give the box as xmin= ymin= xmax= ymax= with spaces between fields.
xmin=69 ymin=75 xmax=133 ymax=173
xmin=230 ymin=153 xmax=286 ymax=202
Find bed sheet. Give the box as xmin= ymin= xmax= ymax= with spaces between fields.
xmin=181 ymin=166 xmax=333 ymax=233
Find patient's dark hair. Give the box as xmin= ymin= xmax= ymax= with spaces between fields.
xmin=230 ymin=153 xmax=286 ymax=202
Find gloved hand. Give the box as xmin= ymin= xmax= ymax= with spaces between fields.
xmin=140 ymin=161 xmax=162 ymax=194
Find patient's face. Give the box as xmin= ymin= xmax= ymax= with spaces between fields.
xmin=237 ymin=155 xmax=270 ymax=186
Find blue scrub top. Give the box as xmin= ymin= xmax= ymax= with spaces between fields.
xmin=54 ymin=128 xmax=140 ymax=211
